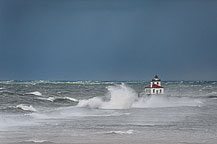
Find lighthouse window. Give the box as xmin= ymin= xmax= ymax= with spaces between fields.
xmin=157 ymin=82 xmax=158 ymax=85
xmin=160 ymin=89 xmax=162 ymax=93
xmin=153 ymin=89 xmax=155 ymax=93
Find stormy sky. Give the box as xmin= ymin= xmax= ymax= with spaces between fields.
xmin=0 ymin=0 xmax=217 ymax=81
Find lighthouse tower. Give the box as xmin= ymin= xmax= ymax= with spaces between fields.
xmin=145 ymin=75 xmax=164 ymax=95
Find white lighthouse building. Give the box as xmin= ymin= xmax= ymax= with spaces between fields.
xmin=145 ymin=75 xmax=164 ymax=95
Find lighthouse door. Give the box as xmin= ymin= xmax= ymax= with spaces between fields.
xmin=156 ymin=90 xmax=158 ymax=94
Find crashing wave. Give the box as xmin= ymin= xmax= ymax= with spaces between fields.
xmin=77 ymin=83 xmax=202 ymax=109
xmin=77 ymin=83 xmax=137 ymax=109
xmin=16 ymin=104 xmax=36 ymax=112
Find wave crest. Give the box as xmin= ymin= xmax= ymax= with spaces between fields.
xmin=26 ymin=91 xmax=42 ymax=96
xmin=16 ymin=104 xmax=36 ymax=112
xmin=77 ymin=83 xmax=137 ymax=109
xmin=38 ymin=96 xmax=78 ymax=102
xmin=77 ymin=83 xmax=202 ymax=109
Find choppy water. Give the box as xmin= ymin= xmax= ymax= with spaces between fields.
xmin=0 ymin=81 xmax=217 ymax=144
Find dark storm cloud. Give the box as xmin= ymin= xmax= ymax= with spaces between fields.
xmin=0 ymin=0 xmax=217 ymax=81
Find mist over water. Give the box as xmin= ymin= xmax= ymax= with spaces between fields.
xmin=77 ymin=83 xmax=202 ymax=109
xmin=77 ymin=83 xmax=137 ymax=109
xmin=0 ymin=81 xmax=217 ymax=144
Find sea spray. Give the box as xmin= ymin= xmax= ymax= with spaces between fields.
xmin=101 ymin=83 xmax=137 ymax=109
xmin=132 ymin=95 xmax=202 ymax=108
xmin=77 ymin=83 xmax=202 ymax=109
xmin=77 ymin=83 xmax=138 ymax=109
xmin=77 ymin=97 xmax=103 ymax=109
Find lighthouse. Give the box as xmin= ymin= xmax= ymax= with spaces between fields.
xmin=145 ymin=75 xmax=164 ymax=95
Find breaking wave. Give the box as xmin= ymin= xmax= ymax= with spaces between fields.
xmin=206 ymin=92 xmax=217 ymax=99
xmin=77 ymin=83 xmax=202 ymax=109
xmin=16 ymin=104 xmax=37 ymax=112
xmin=26 ymin=91 xmax=42 ymax=96
xmin=206 ymin=91 xmax=217 ymax=96
xmin=37 ymin=96 xmax=78 ymax=102
xmin=77 ymin=83 xmax=137 ymax=109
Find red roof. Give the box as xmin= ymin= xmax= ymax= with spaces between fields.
xmin=154 ymin=75 xmax=158 ymax=79
xmin=145 ymin=84 xmax=163 ymax=88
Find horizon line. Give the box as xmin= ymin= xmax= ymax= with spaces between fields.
xmin=0 ymin=79 xmax=216 ymax=82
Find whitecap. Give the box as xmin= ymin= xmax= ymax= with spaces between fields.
xmin=105 ymin=130 xmax=134 ymax=135
xmin=77 ymin=83 xmax=137 ymax=109
xmin=76 ymin=83 xmax=202 ymax=109
xmin=61 ymin=97 xmax=78 ymax=102
xmin=25 ymin=139 xmax=47 ymax=143
xmin=206 ymin=92 xmax=217 ymax=99
xmin=16 ymin=104 xmax=36 ymax=112
xmin=37 ymin=96 xmax=78 ymax=102
xmin=202 ymin=85 xmax=213 ymax=90
xmin=206 ymin=91 xmax=217 ymax=96
xmin=46 ymin=97 xmax=55 ymax=101
xmin=26 ymin=91 xmax=42 ymax=96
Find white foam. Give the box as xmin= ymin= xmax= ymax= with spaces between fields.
xmin=16 ymin=104 xmax=37 ymax=112
xmin=102 ymin=83 xmax=137 ymax=109
xmin=202 ymin=85 xmax=213 ymax=90
xmin=60 ymin=97 xmax=78 ymax=102
xmin=27 ymin=91 xmax=42 ymax=96
xmin=132 ymin=95 xmax=202 ymax=108
xmin=29 ymin=107 xmax=128 ymax=120
xmin=77 ymin=97 xmax=103 ymax=108
xmin=25 ymin=139 xmax=47 ymax=143
xmin=77 ymin=83 xmax=137 ymax=109
xmin=206 ymin=91 xmax=217 ymax=96
xmin=46 ymin=97 xmax=55 ymax=101
xmin=38 ymin=96 xmax=78 ymax=102
xmin=36 ymin=97 xmax=52 ymax=101
xmin=77 ymin=83 xmax=202 ymax=109
xmin=105 ymin=129 xmax=134 ymax=134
